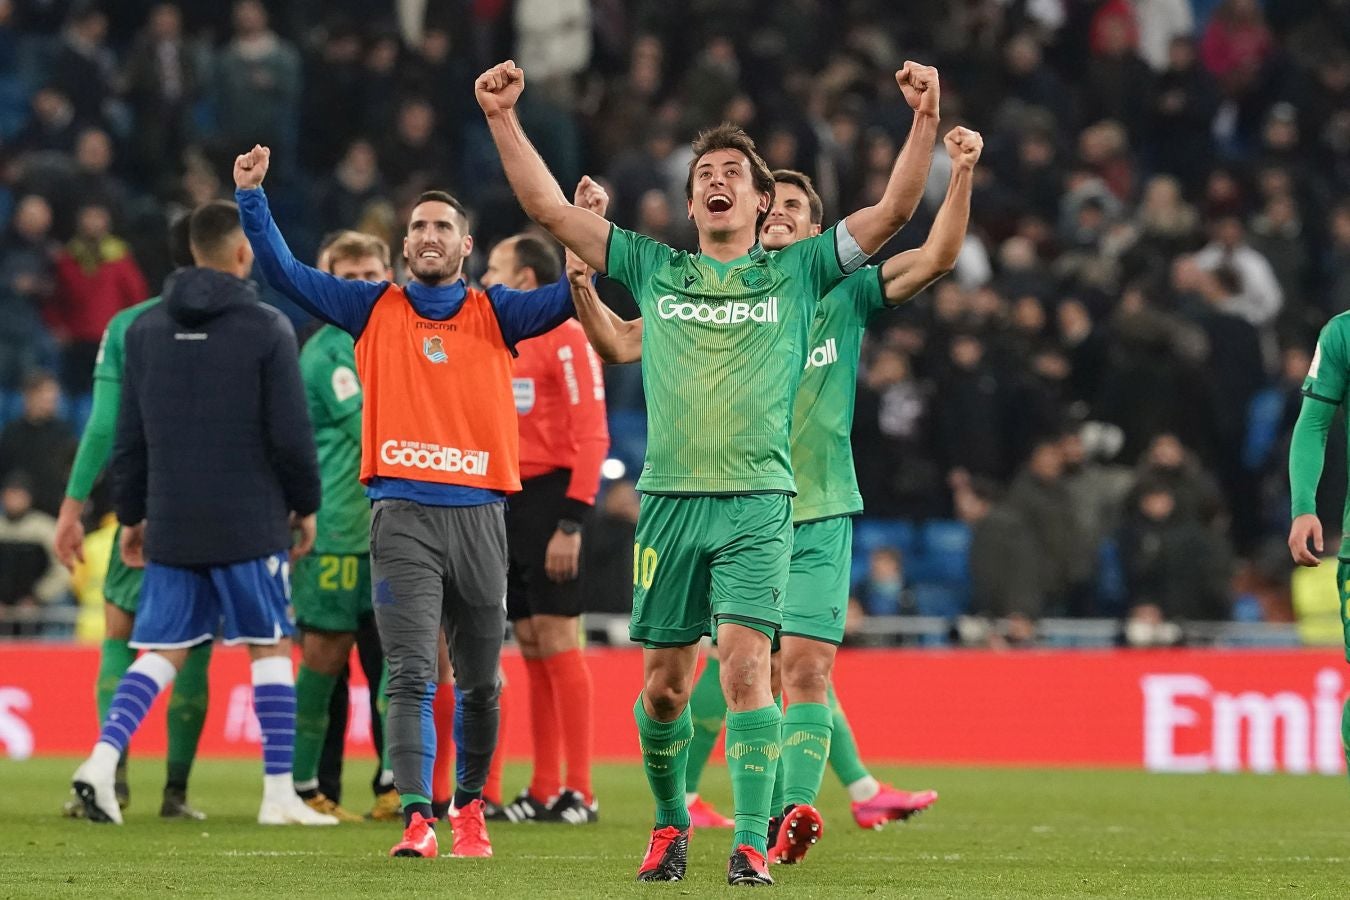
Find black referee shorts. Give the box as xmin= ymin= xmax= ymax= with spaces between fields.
xmin=506 ymin=469 xmax=588 ymax=622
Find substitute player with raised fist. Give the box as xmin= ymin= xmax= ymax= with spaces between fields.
xmin=232 ymin=143 xmax=580 ymax=859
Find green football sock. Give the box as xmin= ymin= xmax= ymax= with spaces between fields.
xmin=634 ymin=694 xmax=692 ymax=829
xmin=769 ymin=695 xmax=784 ymax=814
xmin=725 ymin=704 xmax=782 ymax=855
xmin=293 ymin=664 xmax=338 ymax=788
xmin=1341 ymin=696 xmax=1350 ymax=781
xmin=96 ymin=637 xmax=137 ymax=725
xmin=684 ymin=658 xmax=727 ymax=794
xmin=827 ymin=684 xmax=871 ymax=788
xmin=781 ymin=701 xmax=832 ymax=808
xmin=165 ymin=642 xmax=212 ymax=792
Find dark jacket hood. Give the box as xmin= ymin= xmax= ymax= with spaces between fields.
xmin=164 ymin=266 xmax=258 ymax=327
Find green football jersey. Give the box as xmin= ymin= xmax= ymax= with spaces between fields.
xmin=299 ymin=324 xmax=369 ymax=555
xmin=606 ymin=225 xmax=852 ymax=494
xmin=1300 ymin=312 xmax=1350 ymax=557
xmin=65 ymin=296 xmax=162 ymax=502
xmin=790 ymin=267 xmax=886 ymax=524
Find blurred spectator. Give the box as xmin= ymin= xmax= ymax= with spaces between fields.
xmin=936 ymin=333 xmax=1018 ymax=483
xmin=1005 ymin=435 xmax=1083 ymax=615
xmin=1328 ymin=203 xmax=1350 ymax=313
xmin=0 ymin=471 xmax=67 ymax=637
xmin=48 ymin=202 xmax=148 ymax=395
xmin=1118 ymin=480 xmax=1232 ymax=639
xmin=1084 ymin=14 xmax=1154 ymax=137
xmin=378 ymin=97 xmax=451 ymax=193
xmin=315 ymin=139 xmax=390 ymax=240
xmin=1130 ymin=433 xmax=1225 ymax=528
xmin=64 ymin=128 xmax=131 ymax=227
xmin=958 ymin=475 xmax=1041 ymax=639
xmin=214 ymin=0 xmax=301 ymax=171
xmin=1149 ymin=37 xmax=1219 ymax=187
xmin=50 ymin=6 xmax=115 ymax=127
xmin=1193 ymin=215 xmax=1283 ymax=327
xmin=1199 ymin=0 xmax=1274 ymax=91
xmin=1134 ymin=0 xmax=1195 ymax=73
xmin=853 ymin=547 xmax=905 ymax=617
xmin=0 ymin=370 xmax=74 ymax=516
xmin=854 ymin=348 xmax=943 ymax=518
xmin=513 ymin=0 xmax=591 ymax=104
xmin=13 ymin=85 xmax=82 ymax=155
xmin=298 ymin=20 xmax=366 ymax=175
xmin=0 ymin=195 xmax=56 ymax=389
xmin=123 ymin=3 xmax=201 ymax=181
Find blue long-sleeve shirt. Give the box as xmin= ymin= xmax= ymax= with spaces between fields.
xmin=237 ymin=186 xmax=577 ymax=507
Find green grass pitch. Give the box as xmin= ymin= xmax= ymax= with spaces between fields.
xmin=1 ymin=757 xmax=1345 ymax=898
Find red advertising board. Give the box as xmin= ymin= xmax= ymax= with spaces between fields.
xmin=1 ymin=645 xmax=1344 ymax=774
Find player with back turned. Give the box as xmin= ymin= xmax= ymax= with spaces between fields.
xmin=477 ymin=56 xmax=938 ymax=885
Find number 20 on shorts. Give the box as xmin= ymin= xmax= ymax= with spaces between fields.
xmin=633 ymin=543 xmax=658 ymax=589
xmin=318 ymin=555 xmax=360 ymax=591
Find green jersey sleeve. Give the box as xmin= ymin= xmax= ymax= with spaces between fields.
xmin=1303 ymin=317 xmax=1350 ymax=405
xmin=606 ymin=225 xmax=676 ymax=308
xmin=773 ymin=224 xmax=854 ymax=302
xmin=854 ymin=265 xmax=886 ymax=320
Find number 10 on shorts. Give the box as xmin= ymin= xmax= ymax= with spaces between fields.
xmin=633 ymin=543 xmax=658 ymax=589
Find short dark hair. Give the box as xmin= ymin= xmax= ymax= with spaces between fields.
xmin=323 ymin=230 xmax=392 ymax=272
xmin=511 ymin=235 xmax=560 ymax=285
xmin=771 ymin=169 xmax=823 ymax=225
xmin=685 ymin=124 xmax=776 ymax=232
xmin=412 ymin=190 xmax=470 ymax=231
xmin=188 ymin=200 xmax=243 ymax=261
xmin=168 ymin=213 xmax=194 ymax=268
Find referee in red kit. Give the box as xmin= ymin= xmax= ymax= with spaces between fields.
xmin=482 ymin=232 xmax=609 ymax=825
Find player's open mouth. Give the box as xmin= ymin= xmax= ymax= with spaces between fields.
xmin=706 ymin=193 xmax=732 ymax=214
xmin=418 ymin=249 xmax=444 ymax=259
xmin=764 ymin=223 xmax=792 ymax=235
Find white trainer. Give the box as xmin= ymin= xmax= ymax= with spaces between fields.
xmin=257 ymin=793 xmax=339 ymax=826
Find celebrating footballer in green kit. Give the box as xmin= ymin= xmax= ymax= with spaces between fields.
xmin=1288 ymin=308 xmax=1350 ymax=775
xmin=289 ymin=231 xmax=393 ymax=823
xmin=569 ymin=127 xmax=984 ymax=862
xmin=479 ymin=56 xmax=941 ymax=886
xmin=53 ymin=217 xmax=212 ymax=821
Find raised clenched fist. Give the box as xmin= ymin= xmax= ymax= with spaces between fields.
xmin=573 ymin=175 xmax=610 ymax=218
xmin=233 ymin=144 xmax=271 ymax=189
xmin=944 ymin=126 xmax=983 ymax=169
xmin=475 ymin=60 xmax=525 ymax=117
xmin=896 ymin=61 xmax=940 ymax=118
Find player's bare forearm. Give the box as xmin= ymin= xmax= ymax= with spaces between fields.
xmin=845 ymin=112 xmax=937 ymax=254
xmin=483 ymin=111 xmax=610 ymax=271
xmin=572 ymin=279 xmax=642 ymax=364
xmin=881 ymin=166 xmax=970 ymax=304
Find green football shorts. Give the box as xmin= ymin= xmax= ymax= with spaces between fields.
xmin=292 ymin=552 xmax=373 ymax=634
xmin=782 ymin=515 xmax=852 ymax=645
xmin=630 ymin=493 xmax=791 ymax=647
xmin=103 ymin=524 xmax=144 ymax=614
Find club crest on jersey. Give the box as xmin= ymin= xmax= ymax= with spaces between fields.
xmin=656 ymin=294 xmax=779 ymax=325
xmin=804 ymin=337 xmax=838 ymax=369
xmin=740 ymin=268 xmax=769 ymax=289
xmin=422 ymin=335 xmax=448 ymax=364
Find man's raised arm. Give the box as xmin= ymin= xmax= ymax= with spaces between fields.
xmin=879 ymin=127 xmax=982 ymax=305
xmin=232 ymin=145 xmax=385 ymax=336
xmin=842 ymin=62 xmax=941 ymax=256
xmin=476 ymin=61 xmax=611 ymax=272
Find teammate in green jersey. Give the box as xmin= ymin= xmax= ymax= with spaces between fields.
xmin=289 ymin=231 xmax=392 ymax=823
xmin=571 ymin=128 xmax=984 ymax=864
xmin=479 ymin=57 xmax=939 ymax=885
xmin=1288 ymin=310 xmax=1350 ymax=774
xmin=53 ymin=217 xmax=212 ymax=821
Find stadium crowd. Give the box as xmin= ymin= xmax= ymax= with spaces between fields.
xmin=0 ymin=0 xmax=1347 ymax=641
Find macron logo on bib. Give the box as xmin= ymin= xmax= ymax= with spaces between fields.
xmin=656 ymin=294 xmax=779 ymax=325
xmin=380 ymin=440 xmax=490 ymax=476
